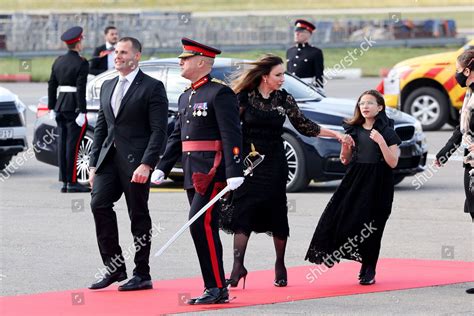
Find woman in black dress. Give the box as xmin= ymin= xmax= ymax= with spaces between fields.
xmin=222 ymin=54 xmax=349 ymax=288
xmin=434 ymin=49 xmax=474 ymax=294
xmin=305 ymin=90 xmax=401 ymax=285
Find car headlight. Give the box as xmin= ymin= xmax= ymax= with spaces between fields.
xmin=414 ymin=120 xmax=426 ymax=144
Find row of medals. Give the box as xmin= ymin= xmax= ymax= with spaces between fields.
xmin=192 ymin=109 xmax=208 ymax=117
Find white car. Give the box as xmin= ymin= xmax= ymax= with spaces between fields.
xmin=0 ymin=86 xmax=28 ymax=170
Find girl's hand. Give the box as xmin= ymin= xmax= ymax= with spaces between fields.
xmin=370 ymin=129 xmax=385 ymax=146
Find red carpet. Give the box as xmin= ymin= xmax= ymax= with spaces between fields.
xmin=1 ymin=258 xmax=472 ymax=315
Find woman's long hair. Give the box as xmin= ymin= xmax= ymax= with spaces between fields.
xmin=344 ymin=89 xmax=386 ymax=126
xmin=231 ymin=54 xmax=283 ymax=94
xmin=457 ymin=48 xmax=474 ymax=70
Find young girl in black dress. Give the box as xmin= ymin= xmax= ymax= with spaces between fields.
xmin=305 ymin=89 xmax=401 ymax=285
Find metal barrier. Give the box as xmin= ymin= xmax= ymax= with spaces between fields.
xmin=0 ymin=11 xmax=460 ymax=54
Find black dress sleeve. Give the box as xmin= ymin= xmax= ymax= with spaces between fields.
xmin=383 ymin=127 xmax=402 ymax=147
xmin=436 ymin=125 xmax=462 ymax=164
xmin=283 ymin=91 xmax=321 ymax=137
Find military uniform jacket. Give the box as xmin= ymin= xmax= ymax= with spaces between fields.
xmin=48 ymin=50 xmax=89 ymax=113
xmin=157 ymin=75 xmax=243 ymax=190
xmin=286 ymin=43 xmax=324 ymax=87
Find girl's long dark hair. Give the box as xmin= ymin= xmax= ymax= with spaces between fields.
xmin=344 ymin=89 xmax=386 ymax=126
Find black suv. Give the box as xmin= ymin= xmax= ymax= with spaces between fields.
xmin=33 ymin=58 xmax=428 ymax=192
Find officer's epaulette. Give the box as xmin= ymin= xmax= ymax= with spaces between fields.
xmin=211 ymin=78 xmax=227 ymax=86
xmin=183 ymin=85 xmax=191 ymax=92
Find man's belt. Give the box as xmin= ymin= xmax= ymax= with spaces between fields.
xmin=57 ymin=86 xmax=77 ymax=93
xmin=182 ymin=140 xmax=222 ymax=152
xmin=182 ymin=140 xmax=223 ymax=195
xmin=300 ymin=77 xmax=314 ymax=85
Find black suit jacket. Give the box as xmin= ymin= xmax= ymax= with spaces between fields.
xmin=89 ymin=44 xmax=110 ymax=75
xmin=89 ymin=69 xmax=169 ymax=176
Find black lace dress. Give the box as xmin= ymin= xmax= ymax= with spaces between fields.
xmin=305 ymin=112 xmax=401 ymax=267
xmin=220 ymin=89 xmax=321 ymax=239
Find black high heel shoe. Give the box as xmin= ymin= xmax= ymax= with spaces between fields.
xmin=274 ymin=265 xmax=287 ymax=287
xmin=225 ymin=267 xmax=248 ymax=289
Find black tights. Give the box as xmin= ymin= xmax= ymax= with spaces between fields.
xmin=229 ymin=232 xmax=287 ymax=281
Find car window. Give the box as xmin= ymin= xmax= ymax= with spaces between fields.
xmin=166 ymin=67 xmax=191 ymax=104
xmin=281 ymin=75 xmax=322 ymax=101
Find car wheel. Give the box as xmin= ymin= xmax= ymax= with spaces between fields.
xmin=393 ymin=175 xmax=405 ymax=185
xmin=0 ymin=155 xmax=12 ymax=171
xmin=76 ymin=131 xmax=93 ymax=186
xmin=282 ymin=133 xmax=309 ymax=192
xmin=403 ymin=87 xmax=448 ymax=131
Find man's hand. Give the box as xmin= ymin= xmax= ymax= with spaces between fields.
xmin=226 ymin=177 xmax=244 ymax=190
xmin=75 ymin=113 xmax=87 ymax=127
xmin=131 ymin=164 xmax=151 ymax=183
xmin=151 ymin=169 xmax=165 ymax=185
xmin=49 ymin=110 xmax=56 ymax=120
xmin=89 ymin=168 xmax=96 ymax=189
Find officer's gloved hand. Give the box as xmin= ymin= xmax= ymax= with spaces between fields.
xmin=75 ymin=113 xmax=86 ymax=127
xmin=49 ymin=110 xmax=56 ymax=120
xmin=226 ymin=177 xmax=244 ymax=190
xmin=151 ymin=169 xmax=165 ymax=184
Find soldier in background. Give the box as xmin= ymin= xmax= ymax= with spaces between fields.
xmin=89 ymin=26 xmax=119 ymax=75
xmin=286 ymin=19 xmax=325 ymax=89
xmin=48 ymin=26 xmax=90 ymax=193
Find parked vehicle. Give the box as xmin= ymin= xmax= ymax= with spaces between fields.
xmin=0 ymin=86 xmax=28 ymax=171
xmin=377 ymin=39 xmax=474 ymax=131
xmin=33 ymin=58 xmax=427 ymax=192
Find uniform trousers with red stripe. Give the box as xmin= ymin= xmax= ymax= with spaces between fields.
xmin=186 ymin=180 xmax=227 ymax=289
xmin=56 ymin=111 xmax=86 ymax=183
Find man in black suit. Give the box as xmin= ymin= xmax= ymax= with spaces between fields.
xmin=48 ymin=26 xmax=90 ymax=193
xmin=88 ymin=37 xmax=169 ymax=291
xmin=152 ymin=38 xmax=244 ymax=304
xmin=89 ymin=26 xmax=119 ymax=75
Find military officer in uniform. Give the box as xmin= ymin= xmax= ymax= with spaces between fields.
xmin=152 ymin=38 xmax=244 ymax=305
xmin=286 ymin=19 xmax=325 ymax=88
xmin=48 ymin=26 xmax=90 ymax=193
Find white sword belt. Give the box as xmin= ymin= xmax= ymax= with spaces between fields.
xmin=57 ymin=85 xmax=77 ymax=93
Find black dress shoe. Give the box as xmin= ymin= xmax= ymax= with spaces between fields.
xmin=61 ymin=182 xmax=67 ymax=193
xmin=359 ymin=265 xmax=376 ymax=285
xmin=118 ymin=275 xmax=153 ymax=291
xmin=466 ymin=288 xmax=474 ymax=294
xmin=67 ymin=182 xmax=91 ymax=193
xmin=189 ymin=287 xmax=229 ymax=305
xmin=89 ymin=270 xmax=127 ymax=290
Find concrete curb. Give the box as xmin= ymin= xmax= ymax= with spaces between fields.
xmin=0 ymin=74 xmax=32 ymax=82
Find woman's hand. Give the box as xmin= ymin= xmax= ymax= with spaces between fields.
xmin=468 ymin=143 xmax=474 ymax=152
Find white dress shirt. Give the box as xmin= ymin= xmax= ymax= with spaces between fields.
xmin=105 ymin=42 xmax=115 ymax=70
xmin=111 ymin=67 xmax=140 ymax=115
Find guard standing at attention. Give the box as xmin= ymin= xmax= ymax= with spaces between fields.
xmin=48 ymin=26 xmax=90 ymax=193
xmin=286 ymin=19 xmax=325 ymax=88
xmin=152 ymin=38 xmax=244 ymax=305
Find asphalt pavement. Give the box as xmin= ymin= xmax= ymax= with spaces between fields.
xmin=0 ymin=79 xmax=472 ymax=315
